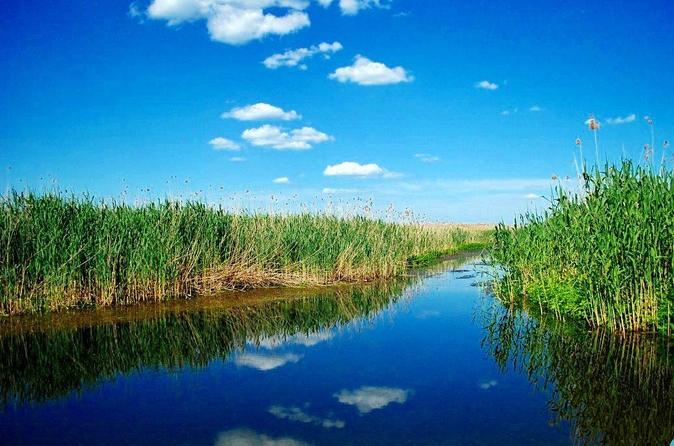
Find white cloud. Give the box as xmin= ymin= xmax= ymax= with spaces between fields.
xmin=414 ymin=153 xmax=440 ymax=163
xmin=229 ymin=156 xmax=246 ymax=162
xmin=322 ymin=187 xmax=359 ymax=194
xmin=263 ymin=41 xmax=343 ymax=69
xmin=338 ymin=0 xmax=388 ymax=15
xmin=324 ymin=161 xmax=384 ymax=177
xmin=209 ymin=137 xmax=241 ymax=151
xmin=234 ymin=352 xmax=302 ymax=370
xmin=529 ymin=105 xmax=542 ymax=112
xmin=329 ymin=55 xmax=413 ymax=86
xmin=222 ymin=103 xmax=300 ymax=121
xmin=475 ymin=80 xmax=498 ymax=90
xmin=146 ymin=0 xmax=310 ymax=45
xmin=316 ymin=0 xmax=389 ymax=14
xmin=128 ymin=2 xmax=144 ymax=20
xmin=268 ymin=405 xmax=345 ymax=429
xmin=215 ymin=429 xmax=309 ymax=446
xmin=243 ymin=125 xmax=331 ymax=150
xmin=334 ymin=386 xmax=411 ymax=413
xmin=273 ymin=176 xmax=290 ymax=184
xmin=500 ymin=108 xmax=518 ymax=116
xmin=525 ymin=193 xmax=541 ymax=199
xmin=606 ymin=113 xmax=636 ymax=125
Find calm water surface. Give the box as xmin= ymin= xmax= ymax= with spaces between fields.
xmin=1 ymin=255 xmax=673 ymax=445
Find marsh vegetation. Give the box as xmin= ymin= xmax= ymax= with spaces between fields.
xmin=0 ymin=191 xmax=489 ymax=315
xmin=491 ymin=161 xmax=674 ymax=335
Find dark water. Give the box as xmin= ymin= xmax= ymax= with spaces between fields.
xmin=1 ymin=255 xmax=673 ymax=445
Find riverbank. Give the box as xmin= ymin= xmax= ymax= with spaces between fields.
xmin=0 ymin=191 xmax=491 ymax=315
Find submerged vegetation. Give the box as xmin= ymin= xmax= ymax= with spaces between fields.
xmin=0 ymin=191 xmax=489 ymax=315
xmin=491 ymin=161 xmax=674 ymax=335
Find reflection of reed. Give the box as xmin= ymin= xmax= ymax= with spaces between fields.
xmin=481 ymin=303 xmax=674 ymax=446
xmin=0 ymin=277 xmax=419 ymax=407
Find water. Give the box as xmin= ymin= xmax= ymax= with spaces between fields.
xmin=0 ymin=255 xmax=673 ymax=445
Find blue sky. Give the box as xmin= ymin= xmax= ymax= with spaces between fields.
xmin=1 ymin=0 xmax=673 ymax=222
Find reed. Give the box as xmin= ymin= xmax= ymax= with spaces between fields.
xmin=0 ymin=191 xmax=489 ymax=315
xmin=490 ymin=160 xmax=674 ymax=334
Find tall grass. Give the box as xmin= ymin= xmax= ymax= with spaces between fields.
xmin=0 ymin=191 xmax=488 ymax=315
xmin=490 ymin=161 xmax=674 ymax=334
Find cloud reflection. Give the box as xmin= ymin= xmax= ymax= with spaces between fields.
xmin=234 ymin=353 xmax=302 ymax=371
xmin=479 ymin=380 xmax=498 ymax=390
xmin=268 ymin=405 xmax=345 ymax=429
xmin=215 ymin=428 xmax=309 ymax=446
xmin=334 ymin=386 xmax=411 ymax=414
xmin=254 ymin=331 xmax=334 ymax=349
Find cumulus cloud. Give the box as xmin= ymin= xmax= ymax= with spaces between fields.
xmin=234 ymin=352 xmax=302 ymax=370
xmin=146 ymin=0 xmax=311 ymax=45
xmin=242 ymin=125 xmax=331 ymax=150
xmin=529 ymin=105 xmax=542 ymax=112
xmin=209 ymin=137 xmax=240 ymax=151
xmin=323 ymin=161 xmax=399 ymax=178
xmin=215 ymin=428 xmax=309 ymax=446
xmin=222 ymin=103 xmax=300 ymax=121
xmin=317 ymin=0 xmax=388 ymax=15
xmin=606 ymin=113 xmax=636 ymax=125
xmin=263 ymin=41 xmax=343 ymax=69
xmin=229 ymin=156 xmax=246 ymax=162
xmin=475 ymin=80 xmax=498 ymax=90
xmin=334 ymin=386 xmax=411 ymax=413
xmin=273 ymin=176 xmax=290 ymax=184
xmin=329 ymin=55 xmax=413 ymax=85
xmin=414 ymin=153 xmax=440 ymax=163
xmin=268 ymin=405 xmax=345 ymax=429
xmin=525 ymin=193 xmax=541 ymax=199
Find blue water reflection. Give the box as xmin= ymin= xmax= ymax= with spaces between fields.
xmin=2 ymin=257 xmax=668 ymax=445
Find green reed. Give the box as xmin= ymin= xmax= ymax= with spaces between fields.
xmin=490 ymin=160 xmax=674 ymax=334
xmin=0 ymin=191 xmax=488 ymax=315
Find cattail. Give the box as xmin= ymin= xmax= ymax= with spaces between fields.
xmin=587 ymin=117 xmax=600 ymax=131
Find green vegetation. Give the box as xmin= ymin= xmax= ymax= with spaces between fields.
xmin=0 ymin=191 xmax=489 ymax=315
xmin=490 ymin=161 xmax=674 ymax=334
xmin=482 ymin=302 xmax=674 ymax=446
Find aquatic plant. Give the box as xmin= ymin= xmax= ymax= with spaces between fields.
xmin=490 ymin=160 xmax=674 ymax=334
xmin=0 ymin=191 xmax=489 ymax=315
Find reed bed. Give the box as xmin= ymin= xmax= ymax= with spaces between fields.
xmin=490 ymin=161 xmax=674 ymax=335
xmin=0 ymin=191 xmax=488 ymax=315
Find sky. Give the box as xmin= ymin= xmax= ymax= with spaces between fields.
xmin=1 ymin=0 xmax=673 ymax=222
